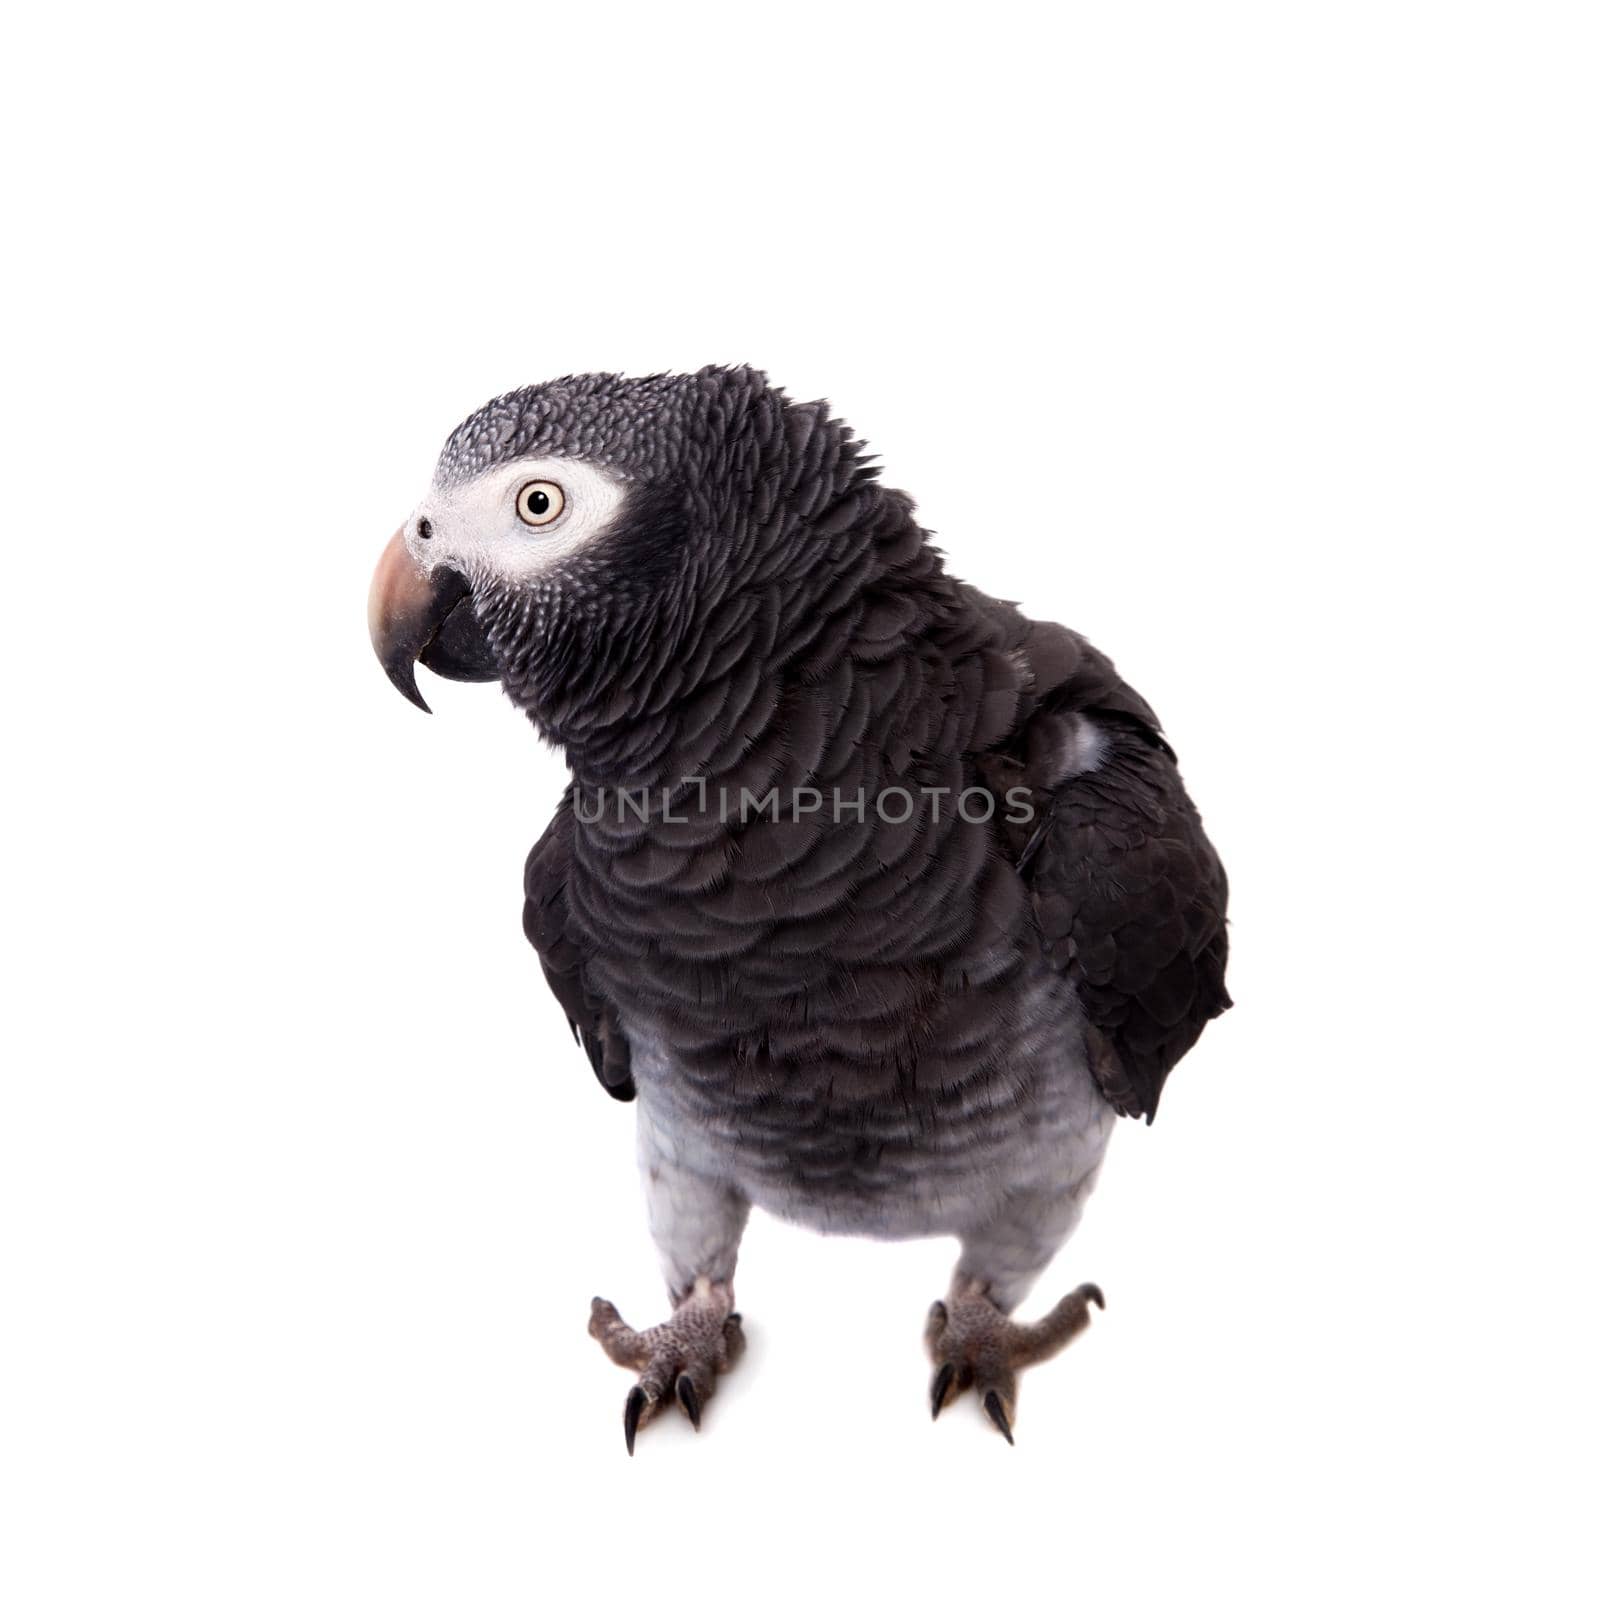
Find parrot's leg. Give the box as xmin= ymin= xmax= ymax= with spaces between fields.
xmin=588 ymin=1278 xmax=746 ymax=1454
xmin=589 ymin=1123 xmax=750 ymax=1454
xmin=925 ymin=1276 xmax=1103 ymax=1442
xmin=928 ymin=1178 xmax=1104 ymax=1441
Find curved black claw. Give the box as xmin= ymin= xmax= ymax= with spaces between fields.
xmin=676 ymin=1374 xmax=703 ymax=1430
xmin=623 ymin=1385 xmax=648 ymax=1457
xmin=930 ymin=1362 xmax=957 ymax=1419
xmin=983 ymin=1390 xmax=1015 ymax=1445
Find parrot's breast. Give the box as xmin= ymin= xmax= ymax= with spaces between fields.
xmin=559 ymin=580 xmax=1117 ymax=1230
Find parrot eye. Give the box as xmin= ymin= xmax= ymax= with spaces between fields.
xmin=516 ymin=480 xmax=566 ymax=528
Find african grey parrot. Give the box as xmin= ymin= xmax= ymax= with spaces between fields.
xmin=368 ymin=366 xmax=1230 ymax=1450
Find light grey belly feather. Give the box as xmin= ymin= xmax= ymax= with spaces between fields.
xmin=626 ymin=975 xmax=1115 ymax=1244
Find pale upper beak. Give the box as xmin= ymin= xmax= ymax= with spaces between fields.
xmin=367 ymin=526 xmax=498 ymax=711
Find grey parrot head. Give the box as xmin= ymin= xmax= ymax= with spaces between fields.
xmin=369 ymin=366 xmax=877 ymax=746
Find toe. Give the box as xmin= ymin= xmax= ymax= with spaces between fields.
xmin=718 ymin=1313 xmax=747 ymax=1370
xmin=589 ymin=1298 xmax=649 ymax=1368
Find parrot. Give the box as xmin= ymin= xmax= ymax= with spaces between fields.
xmin=368 ymin=366 xmax=1230 ymax=1451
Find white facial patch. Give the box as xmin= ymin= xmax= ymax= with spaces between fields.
xmin=405 ymin=455 xmax=629 ymax=587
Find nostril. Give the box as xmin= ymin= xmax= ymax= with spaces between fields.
xmin=417 ymin=517 xmax=433 ymax=540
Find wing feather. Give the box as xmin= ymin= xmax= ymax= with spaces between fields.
xmin=523 ymin=795 xmax=634 ymax=1100
xmin=982 ymin=611 xmax=1231 ymax=1121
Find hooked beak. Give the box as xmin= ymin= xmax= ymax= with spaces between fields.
xmin=368 ymin=527 xmax=499 ymax=712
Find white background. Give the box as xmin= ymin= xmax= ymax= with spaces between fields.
xmin=4 ymin=4 xmax=1595 ymax=1596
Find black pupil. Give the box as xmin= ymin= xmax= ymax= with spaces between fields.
xmin=526 ymin=489 xmax=550 ymax=517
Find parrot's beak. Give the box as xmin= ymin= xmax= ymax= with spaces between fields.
xmin=368 ymin=527 xmax=499 ymax=712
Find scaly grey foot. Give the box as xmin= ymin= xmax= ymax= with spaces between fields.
xmin=588 ymin=1277 xmax=745 ymax=1455
xmin=926 ymin=1275 xmax=1104 ymax=1443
